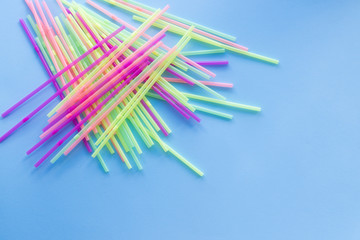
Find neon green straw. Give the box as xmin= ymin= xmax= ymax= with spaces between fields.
xmin=123 ymin=0 xmax=236 ymax=42
xmin=92 ymin=28 xmax=194 ymax=156
xmin=133 ymin=15 xmax=279 ymax=64
xmin=147 ymin=130 xmax=204 ymax=176
xmin=183 ymin=93 xmax=262 ymax=111
xmin=181 ymin=48 xmax=225 ymax=56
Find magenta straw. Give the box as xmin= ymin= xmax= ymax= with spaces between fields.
xmin=0 ymin=46 xmax=118 ymax=143
xmin=42 ymin=33 xmax=166 ymax=137
xmin=166 ymin=68 xmax=194 ymax=86
xmin=76 ymin=12 xmax=120 ymax=68
xmin=27 ymin=61 xmax=148 ymax=155
xmin=153 ymin=82 xmax=201 ymax=122
xmin=1 ymin=26 xmax=125 ymax=118
xmin=20 ymin=18 xmax=92 ymax=152
xmin=151 ymin=86 xmax=190 ymax=119
xmin=138 ymin=96 xmax=168 ymax=136
xmin=32 ymin=56 xmax=156 ymax=167
xmin=194 ymin=61 xmax=229 ymax=66
xmin=41 ymin=59 xmax=147 ymax=135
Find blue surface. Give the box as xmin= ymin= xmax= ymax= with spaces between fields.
xmin=1 ymin=0 xmax=360 ymax=239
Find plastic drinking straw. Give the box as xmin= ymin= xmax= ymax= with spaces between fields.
xmin=48 ymin=7 xmax=170 ymax=117
xmin=146 ymin=91 xmax=233 ymax=120
xmin=154 ymin=80 xmax=193 ymax=110
xmin=75 ymin=3 xmax=189 ymax=73
xmin=26 ymin=1 xmax=68 ymax=75
xmin=39 ymin=1 xmax=95 ymax=131
xmin=26 ymin=0 xmax=71 ymax=94
xmin=133 ymin=15 xmax=279 ymax=64
xmin=60 ymin=44 xmax=178 ymax=159
xmin=50 ymin=24 xmax=170 ymax=121
xmin=88 ymin=133 xmax=109 ymax=172
xmin=183 ymin=92 xmax=262 ymax=111
xmin=40 ymin=53 xmax=153 ymax=142
xmin=84 ymin=0 xmax=216 ymax=78
xmin=33 ymin=43 xmax=163 ymax=166
xmin=1 ymin=25 xmax=124 ymax=118
xmin=32 ymin=59 xmax=148 ymax=167
xmin=91 ymin=27 xmax=193 ymax=156
xmin=20 ymin=18 xmax=93 ymax=152
xmin=71 ymin=11 xmax=144 ymax=147
xmin=153 ymin=82 xmax=200 ymax=122
xmin=181 ymin=48 xmax=225 ymax=56
xmin=0 ymin=46 xmax=117 ymax=143
xmin=35 ymin=0 xmax=77 ymax=86
xmin=105 ymin=0 xmax=248 ymax=51
xmin=43 ymin=1 xmax=87 ymax=87
xmin=124 ymin=0 xmax=235 ymax=42
xmin=192 ymin=105 xmax=232 ymax=119
xmin=146 ymin=129 xmax=204 ymax=176
xmin=151 ymin=86 xmax=191 ymax=120
xmin=193 ymin=61 xmax=229 ymax=66
xmin=92 ymin=32 xmax=193 ymax=146
xmin=168 ymin=66 xmax=225 ymax=100
xmin=29 ymin=62 xmax=148 ymax=155
xmin=164 ymin=77 xmax=233 ymax=88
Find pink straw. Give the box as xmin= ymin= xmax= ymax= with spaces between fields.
xmin=1 ymin=25 xmax=125 ymax=117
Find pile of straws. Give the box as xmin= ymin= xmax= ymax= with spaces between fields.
xmin=0 ymin=0 xmax=278 ymax=176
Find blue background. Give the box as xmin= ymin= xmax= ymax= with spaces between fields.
xmin=1 ymin=0 xmax=360 ymax=239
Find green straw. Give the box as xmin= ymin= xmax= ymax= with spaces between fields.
xmin=133 ymin=15 xmax=279 ymax=64
xmin=181 ymin=48 xmax=225 ymax=56
xmin=183 ymin=93 xmax=262 ymax=111
xmin=123 ymin=0 xmax=236 ymax=42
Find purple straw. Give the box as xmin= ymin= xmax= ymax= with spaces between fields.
xmin=153 ymin=82 xmax=201 ymax=122
xmin=31 ymin=33 xmax=165 ymax=155
xmin=19 ymin=19 xmax=92 ymax=152
xmin=0 ymin=46 xmax=118 ymax=143
xmin=33 ymin=59 xmax=154 ymax=167
xmin=151 ymin=86 xmax=190 ymax=119
xmin=28 ymin=61 xmax=148 ymax=155
xmin=1 ymin=25 xmax=125 ymax=118
xmin=43 ymin=33 xmax=166 ymax=132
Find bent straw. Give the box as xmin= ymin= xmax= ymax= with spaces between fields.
xmin=20 ymin=18 xmax=93 ymax=152
xmin=1 ymin=26 xmax=125 ymax=118
xmin=0 ymin=46 xmax=117 ymax=143
xmin=164 ymin=77 xmax=233 ymax=88
xmin=181 ymin=48 xmax=225 ymax=56
xmin=84 ymin=0 xmax=216 ymax=78
xmin=107 ymin=0 xmax=248 ymax=51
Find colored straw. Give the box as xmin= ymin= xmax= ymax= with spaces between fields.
xmin=181 ymin=49 xmax=225 ymax=56
xmin=0 ymin=0 xmax=279 ymax=176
